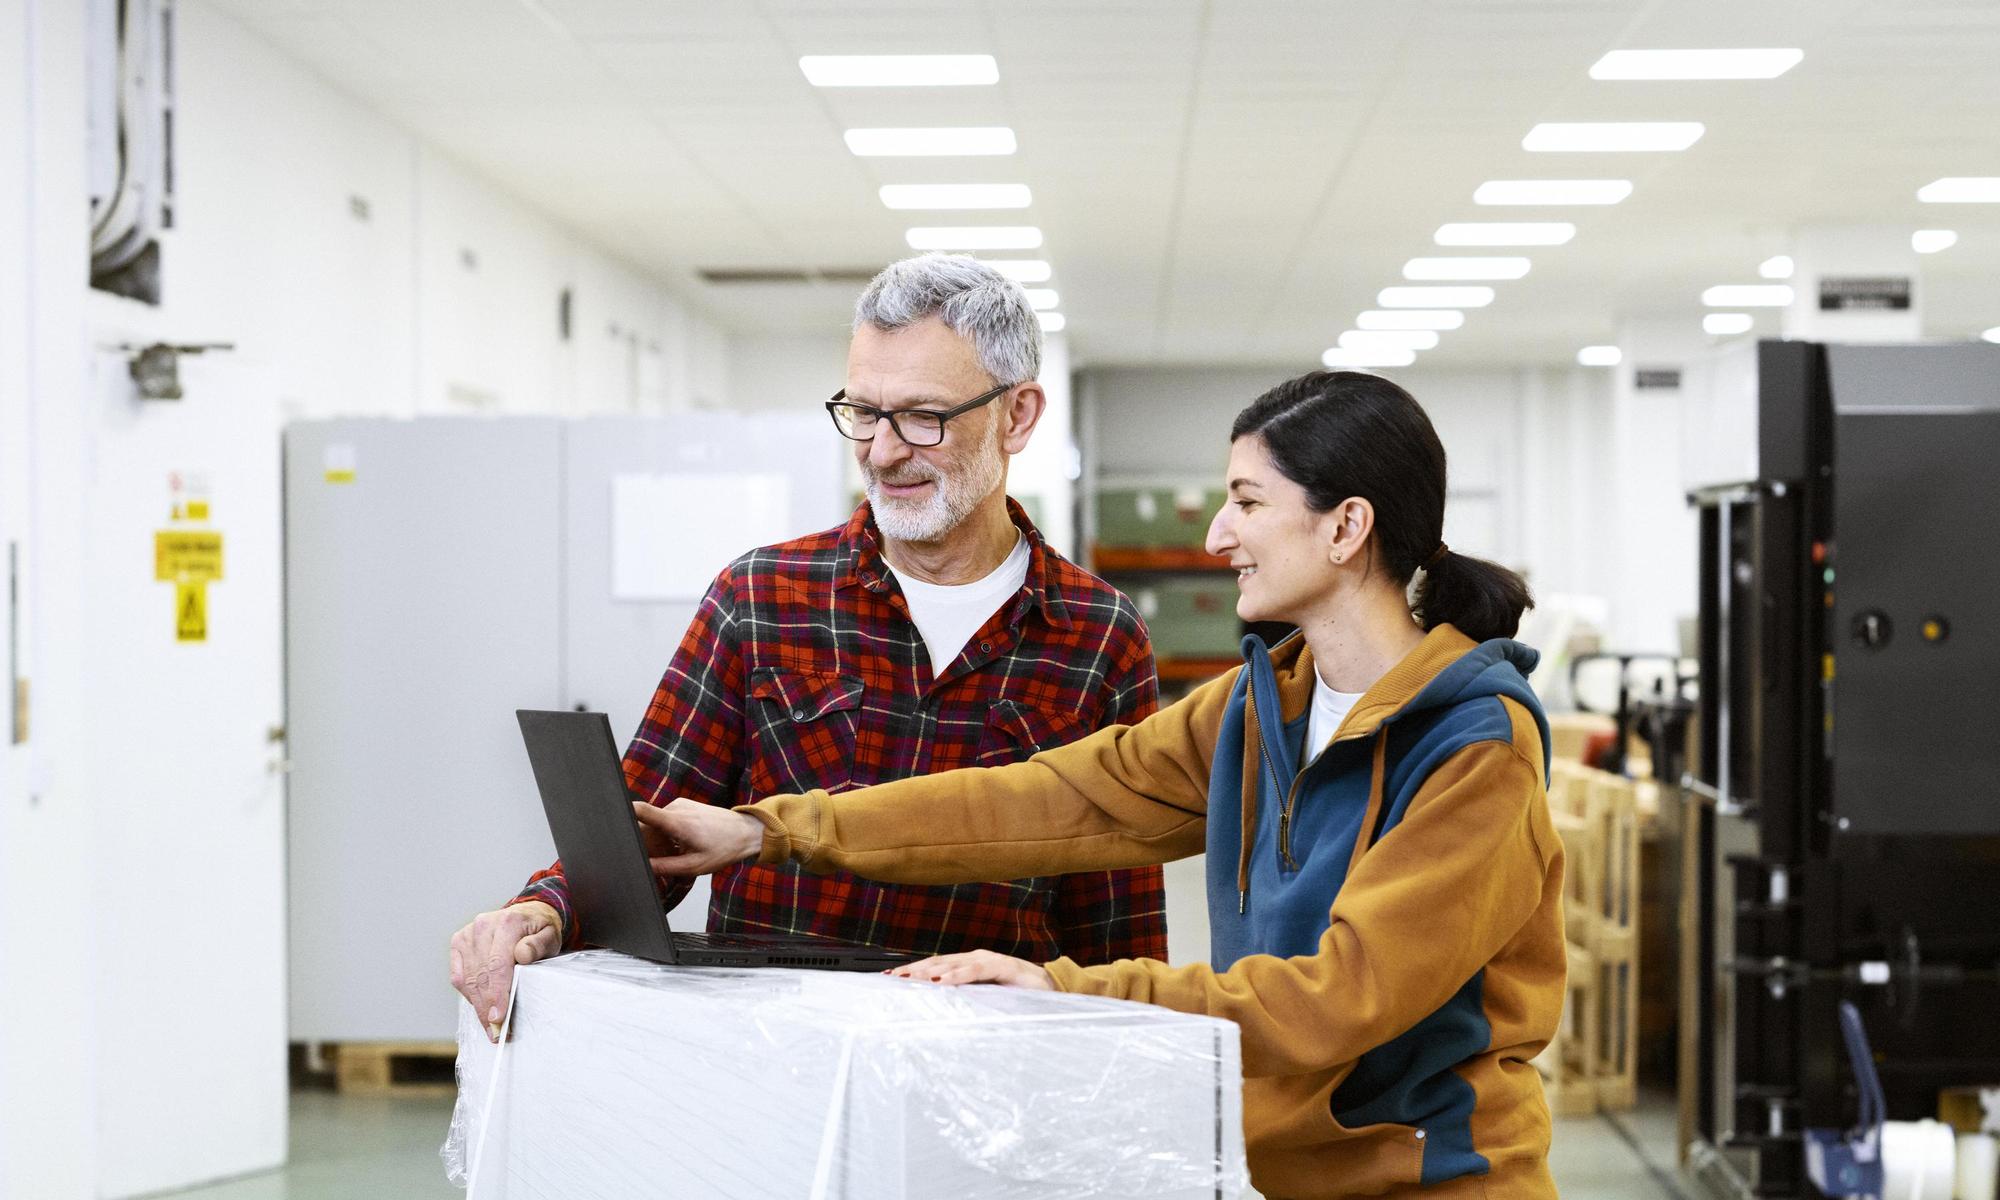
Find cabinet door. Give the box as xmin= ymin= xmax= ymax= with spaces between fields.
xmin=285 ymin=417 xmax=562 ymax=1042
xmin=560 ymin=412 xmax=846 ymax=925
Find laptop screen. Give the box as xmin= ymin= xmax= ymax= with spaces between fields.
xmin=515 ymin=710 xmax=679 ymax=963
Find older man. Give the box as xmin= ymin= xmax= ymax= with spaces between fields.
xmin=451 ymin=254 xmax=1166 ymax=1030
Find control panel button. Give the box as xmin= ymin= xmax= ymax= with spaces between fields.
xmin=1851 ymin=610 xmax=1892 ymax=649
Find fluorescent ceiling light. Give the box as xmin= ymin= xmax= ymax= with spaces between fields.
xmin=1404 ymin=256 xmax=1531 ymax=280
xmin=1704 ymin=313 xmax=1755 ymax=336
xmin=1983 ymin=327 xmax=2000 ymax=344
xmin=844 ymin=127 xmax=1016 ymax=156
xmin=1357 ymin=309 xmax=1465 ymax=331
xmin=1340 ymin=329 xmax=1440 ymax=352
xmin=1912 ymin=229 xmax=1959 ymax=254
xmin=1378 ymin=286 xmax=1495 ymax=308
xmin=977 ymin=258 xmax=1051 ymax=283
xmin=905 ymin=226 xmax=1042 ymax=250
xmin=1435 ymin=222 xmax=1574 ymax=247
xmin=801 ymin=55 xmax=999 ymax=87
xmin=1918 ymin=178 xmax=2000 ymax=203
xmin=1022 ymin=288 xmax=1059 ymax=310
xmin=1474 ymin=179 xmax=1632 ymax=206
xmin=1524 ymin=122 xmax=1705 ymax=152
xmin=1576 ymin=345 xmax=1622 ymax=367
xmin=1037 ymin=312 xmax=1066 ymax=333
xmin=1322 ymin=346 xmax=1416 ymax=369
xmin=879 ymin=184 xmax=1031 ymax=210
xmin=1702 ymin=284 xmax=1793 ymax=307
xmin=1589 ymin=48 xmax=1802 ymax=80
xmin=1758 ymin=255 xmax=1795 ymax=280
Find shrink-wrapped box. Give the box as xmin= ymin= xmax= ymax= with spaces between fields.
xmin=444 ymin=950 xmax=1246 ymax=1199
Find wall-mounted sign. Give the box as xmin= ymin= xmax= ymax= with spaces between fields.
xmin=1635 ymin=367 xmax=1683 ymax=391
xmin=156 ymin=529 xmax=223 ymax=644
xmin=1819 ymin=276 xmax=1911 ymax=311
xmin=155 ymin=530 xmax=225 ymax=582
xmin=168 ymin=470 xmax=212 ymax=521
xmin=175 ymin=581 xmax=207 ymax=643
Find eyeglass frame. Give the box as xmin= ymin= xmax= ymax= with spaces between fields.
xmin=823 ymin=380 xmax=1016 ymax=447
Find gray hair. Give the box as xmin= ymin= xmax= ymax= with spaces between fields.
xmin=853 ymin=253 xmax=1042 ymax=385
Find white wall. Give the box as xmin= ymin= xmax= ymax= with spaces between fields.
xmin=1603 ymin=323 xmax=1705 ymax=655
xmin=2 ymin=0 xmax=99 ymax=1194
xmin=729 ymin=331 xmax=848 ymax=413
xmin=156 ymin=7 xmax=728 ymax=429
xmin=1 ymin=2 xmax=735 ymax=1195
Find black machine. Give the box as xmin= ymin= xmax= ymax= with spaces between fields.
xmin=516 ymin=709 xmax=917 ymax=972
xmin=1680 ymin=341 xmax=2000 ymax=1198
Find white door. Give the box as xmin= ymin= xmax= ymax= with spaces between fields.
xmin=85 ymin=346 xmax=288 ymax=1197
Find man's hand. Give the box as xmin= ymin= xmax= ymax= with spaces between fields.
xmin=449 ymin=901 xmax=562 ymax=1041
xmin=632 ymin=799 xmax=764 ymax=876
xmin=888 ymin=949 xmax=1056 ymax=991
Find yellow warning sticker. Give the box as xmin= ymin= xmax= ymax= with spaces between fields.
xmin=324 ymin=443 xmax=357 ymax=484
xmin=155 ymin=531 xmax=225 ymax=582
xmin=175 ymin=581 xmax=207 ymax=643
xmin=185 ymin=500 xmax=210 ymax=521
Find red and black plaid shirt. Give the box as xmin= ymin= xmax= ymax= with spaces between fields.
xmin=511 ymin=498 xmax=1168 ymax=965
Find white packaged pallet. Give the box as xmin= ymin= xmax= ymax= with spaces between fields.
xmin=443 ymin=950 xmax=1246 ymax=1199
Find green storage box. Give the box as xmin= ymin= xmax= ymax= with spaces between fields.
xmin=1129 ymin=576 xmax=1243 ymax=660
xmin=1097 ymin=487 xmax=1228 ymax=550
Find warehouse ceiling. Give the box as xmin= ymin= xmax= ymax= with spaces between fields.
xmin=203 ymin=0 xmax=2000 ymax=367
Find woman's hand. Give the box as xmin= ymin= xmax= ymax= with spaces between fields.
xmin=888 ymin=949 xmax=1055 ymax=990
xmin=632 ymin=798 xmax=765 ymax=876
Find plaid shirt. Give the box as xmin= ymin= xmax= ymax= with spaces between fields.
xmin=511 ymin=499 xmax=1168 ymax=965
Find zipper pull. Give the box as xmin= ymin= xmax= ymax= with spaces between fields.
xmin=1278 ymin=808 xmax=1292 ymax=868
xmin=1238 ymin=889 xmax=1246 ymax=915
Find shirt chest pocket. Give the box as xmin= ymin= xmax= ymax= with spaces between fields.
xmin=975 ymin=698 xmax=1088 ymax=767
xmin=748 ymin=668 xmax=864 ymax=795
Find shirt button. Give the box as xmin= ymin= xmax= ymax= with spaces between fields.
xmin=979 ymin=641 xmax=992 ymax=653
xmin=793 ymin=708 xmax=807 ymax=720
xmin=1414 ymin=1130 xmax=1426 ymax=1141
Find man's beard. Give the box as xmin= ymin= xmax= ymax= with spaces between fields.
xmin=864 ymin=423 xmax=1006 ymax=543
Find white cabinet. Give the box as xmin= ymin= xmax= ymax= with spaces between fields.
xmin=284 ymin=415 xmax=842 ymax=1041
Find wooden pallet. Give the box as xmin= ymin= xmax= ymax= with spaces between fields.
xmin=333 ymin=1041 xmax=459 ymax=1097
xmin=1536 ymin=936 xmax=1604 ymax=1117
xmin=1539 ymin=762 xmax=1640 ymax=1114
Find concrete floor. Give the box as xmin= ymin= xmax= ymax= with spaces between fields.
xmin=160 ymin=1087 xmax=1689 ymax=1199
xmin=159 ymin=1091 xmax=460 ymax=1200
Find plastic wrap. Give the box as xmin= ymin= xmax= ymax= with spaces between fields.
xmin=442 ymin=950 xmax=1246 ymax=1199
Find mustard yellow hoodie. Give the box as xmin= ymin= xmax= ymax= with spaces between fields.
xmin=745 ymin=625 xmax=1565 ymax=1199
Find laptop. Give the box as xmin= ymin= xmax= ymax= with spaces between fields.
xmin=515 ymin=709 xmax=917 ymax=971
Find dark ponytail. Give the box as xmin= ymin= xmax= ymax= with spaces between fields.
xmin=1230 ymin=370 xmax=1534 ymax=642
xmin=1411 ymin=548 xmax=1532 ymax=642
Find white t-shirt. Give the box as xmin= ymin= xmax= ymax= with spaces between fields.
xmin=887 ymin=533 xmax=1032 ymax=677
xmin=1305 ymin=671 xmax=1367 ymax=762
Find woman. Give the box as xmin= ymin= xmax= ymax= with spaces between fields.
xmin=646 ymin=370 xmax=1564 ymax=1199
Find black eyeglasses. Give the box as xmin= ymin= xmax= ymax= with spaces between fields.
xmin=825 ymin=381 xmax=1014 ymax=447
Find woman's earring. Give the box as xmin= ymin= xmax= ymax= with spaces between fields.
xmin=1333 ymin=553 xmax=1344 ymax=563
